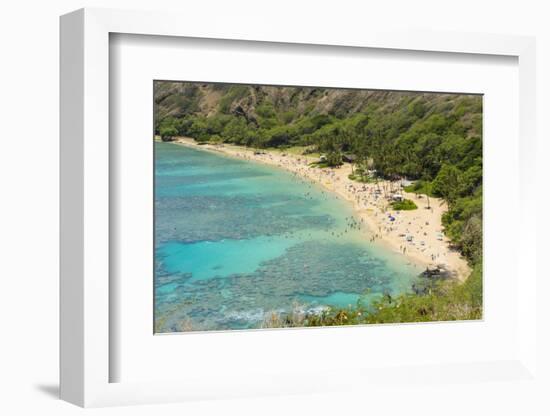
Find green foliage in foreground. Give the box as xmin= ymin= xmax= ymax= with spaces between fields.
xmin=360 ymin=262 xmax=482 ymax=324
xmin=391 ymin=199 xmax=418 ymax=211
xmin=267 ymin=263 xmax=482 ymax=328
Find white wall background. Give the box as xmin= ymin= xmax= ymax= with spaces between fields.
xmin=0 ymin=0 xmax=548 ymax=415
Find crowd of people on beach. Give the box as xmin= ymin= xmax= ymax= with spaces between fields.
xmin=178 ymin=139 xmax=467 ymax=278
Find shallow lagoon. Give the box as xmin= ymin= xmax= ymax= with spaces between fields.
xmin=155 ymin=142 xmax=422 ymax=332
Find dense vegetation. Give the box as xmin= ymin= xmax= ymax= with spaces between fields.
xmin=154 ymin=81 xmax=483 ymax=324
xmin=391 ymin=199 xmax=418 ymax=211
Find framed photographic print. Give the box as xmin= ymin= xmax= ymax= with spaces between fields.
xmin=60 ymin=7 xmax=538 ymax=408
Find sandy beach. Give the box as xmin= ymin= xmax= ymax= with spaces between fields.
xmin=172 ymin=137 xmax=471 ymax=281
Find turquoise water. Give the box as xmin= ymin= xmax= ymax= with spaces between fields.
xmin=154 ymin=142 xmax=422 ymax=332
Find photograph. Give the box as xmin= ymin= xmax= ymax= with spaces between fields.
xmin=153 ymin=82 xmax=483 ymax=333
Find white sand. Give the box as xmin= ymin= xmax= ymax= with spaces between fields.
xmin=173 ymin=137 xmax=471 ymax=281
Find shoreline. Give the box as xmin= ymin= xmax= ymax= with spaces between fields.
xmin=170 ymin=137 xmax=471 ymax=282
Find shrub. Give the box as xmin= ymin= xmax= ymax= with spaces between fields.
xmin=159 ymin=125 xmax=178 ymax=141
xmin=325 ymin=151 xmax=343 ymax=167
xmin=391 ymin=199 xmax=417 ymax=210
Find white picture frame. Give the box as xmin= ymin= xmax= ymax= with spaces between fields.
xmin=60 ymin=7 xmax=538 ymax=407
